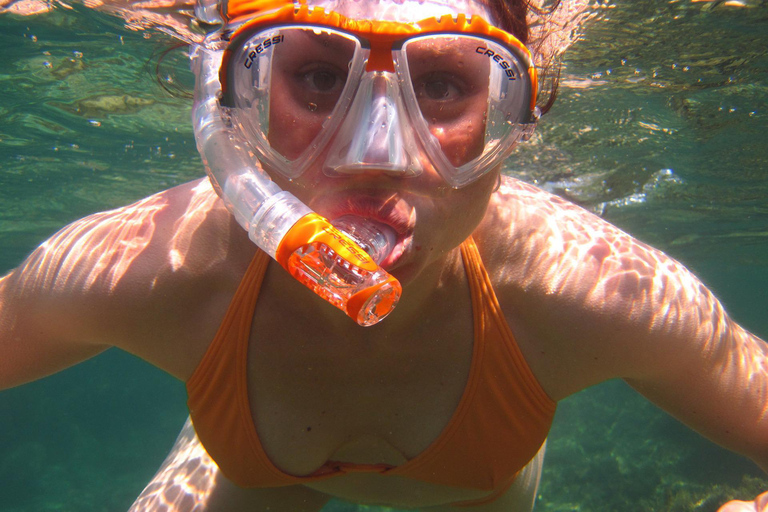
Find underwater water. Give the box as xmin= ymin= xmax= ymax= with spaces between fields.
xmin=0 ymin=0 xmax=766 ymax=510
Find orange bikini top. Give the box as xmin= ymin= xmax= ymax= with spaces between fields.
xmin=187 ymin=237 xmax=556 ymax=495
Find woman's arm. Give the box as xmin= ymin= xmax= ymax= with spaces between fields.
xmin=624 ymin=305 xmax=768 ymax=472
xmin=0 ymin=191 xmax=172 ymax=390
xmin=718 ymin=492 xmax=768 ymax=512
xmin=487 ymin=178 xmax=768 ymax=472
xmin=0 ymin=268 xmax=109 ymax=390
xmin=0 ymin=180 xmax=251 ymax=389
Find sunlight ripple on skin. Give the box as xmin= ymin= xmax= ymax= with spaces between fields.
xmin=0 ymin=0 xmax=69 ymax=15
xmin=495 ymin=178 xmax=768 ymax=433
xmin=128 ymin=418 xmax=219 ymax=512
xmin=17 ymin=194 xmax=166 ymax=294
xmin=168 ymin=181 xmax=227 ymax=272
xmin=717 ymin=491 xmax=768 ymax=512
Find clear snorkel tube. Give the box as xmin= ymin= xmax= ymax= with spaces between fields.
xmin=191 ymin=32 xmax=401 ymax=326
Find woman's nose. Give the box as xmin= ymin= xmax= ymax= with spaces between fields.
xmin=323 ymin=71 xmax=423 ymax=178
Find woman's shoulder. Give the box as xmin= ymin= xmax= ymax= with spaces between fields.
xmin=475 ymin=176 xmax=613 ymax=280
xmin=89 ymin=177 xmax=255 ymax=322
xmin=475 ymin=175 xmax=673 ymax=314
xmin=479 ymin=176 xmax=612 ymax=240
xmin=138 ymin=178 xmax=251 ymax=277
xmin=36 ymin=178 xmax=246 ymax=291
xmin=472 ymin=176 xmax=720 ymax=399
xmin=9 ymin=178 xmax=256 ymax=377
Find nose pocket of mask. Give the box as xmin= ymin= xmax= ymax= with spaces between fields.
xmin=324 ymin=71 xmax=423 ymax=178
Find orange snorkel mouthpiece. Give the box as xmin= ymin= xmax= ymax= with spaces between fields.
xmin=276 ymin=214 xmax=402 ymax=326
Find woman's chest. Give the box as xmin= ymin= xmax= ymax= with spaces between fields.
xmin=245 ymin=312 xmax=475 ymax=476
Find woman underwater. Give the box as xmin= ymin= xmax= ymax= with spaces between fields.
xmin=0 ymin=0 xmax=766 ymax=510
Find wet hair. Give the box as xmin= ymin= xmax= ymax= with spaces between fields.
xmin=483 ymin=0 xmax=533 ymax=43
xmin=153 ymin=42 xmax=194 ymax=99
xmin=482 ymin=0 xmax=563 ymax=115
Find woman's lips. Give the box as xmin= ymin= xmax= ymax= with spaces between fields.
xmin=312 ymin=192 xmax=416 ymax=269
xmin=379 ymin=234 xmax=412 ymax=269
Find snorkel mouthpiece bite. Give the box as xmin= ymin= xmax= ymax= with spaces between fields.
xmin=276 ymin=214 xmax=402 ymax=326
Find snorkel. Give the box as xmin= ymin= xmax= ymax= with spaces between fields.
xmin=191 ymin=2 xmax=401 ymax=326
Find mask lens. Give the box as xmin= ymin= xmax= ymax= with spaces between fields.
xmin=401 ymin=34 xmax=533 ymax=184
xmin=228 ymin=26 xmax=361 ymax=174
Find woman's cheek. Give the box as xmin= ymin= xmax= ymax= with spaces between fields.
xmin=267 ymin=82 xmax=327 ymax=160
xmin=429 ymin=110 xmax=487 ymax=167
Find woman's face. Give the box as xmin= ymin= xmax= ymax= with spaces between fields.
xmin=249 ymin=0 xmax=504 ymax=284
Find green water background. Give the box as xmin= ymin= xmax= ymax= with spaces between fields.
xmin=0 ymin=0 xmax=767 ymax=510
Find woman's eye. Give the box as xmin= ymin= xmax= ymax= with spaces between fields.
xmin=300 ymin=67 xmax=346 ymax=93
xmin=414 ymin=73 xmax=464 ymax=101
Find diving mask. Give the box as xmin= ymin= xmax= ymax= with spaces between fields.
xmin=218 ymin=0 xmax=539 ymax=188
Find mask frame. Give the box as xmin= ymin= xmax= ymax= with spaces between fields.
xmin=217 ymin=3 xmax=539 ymax=188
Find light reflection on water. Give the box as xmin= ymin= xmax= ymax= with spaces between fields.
xmin=516 ymin=1 xmax=768 ymax=227
xmin=0 ymin=0 xmax=766 ymax=511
